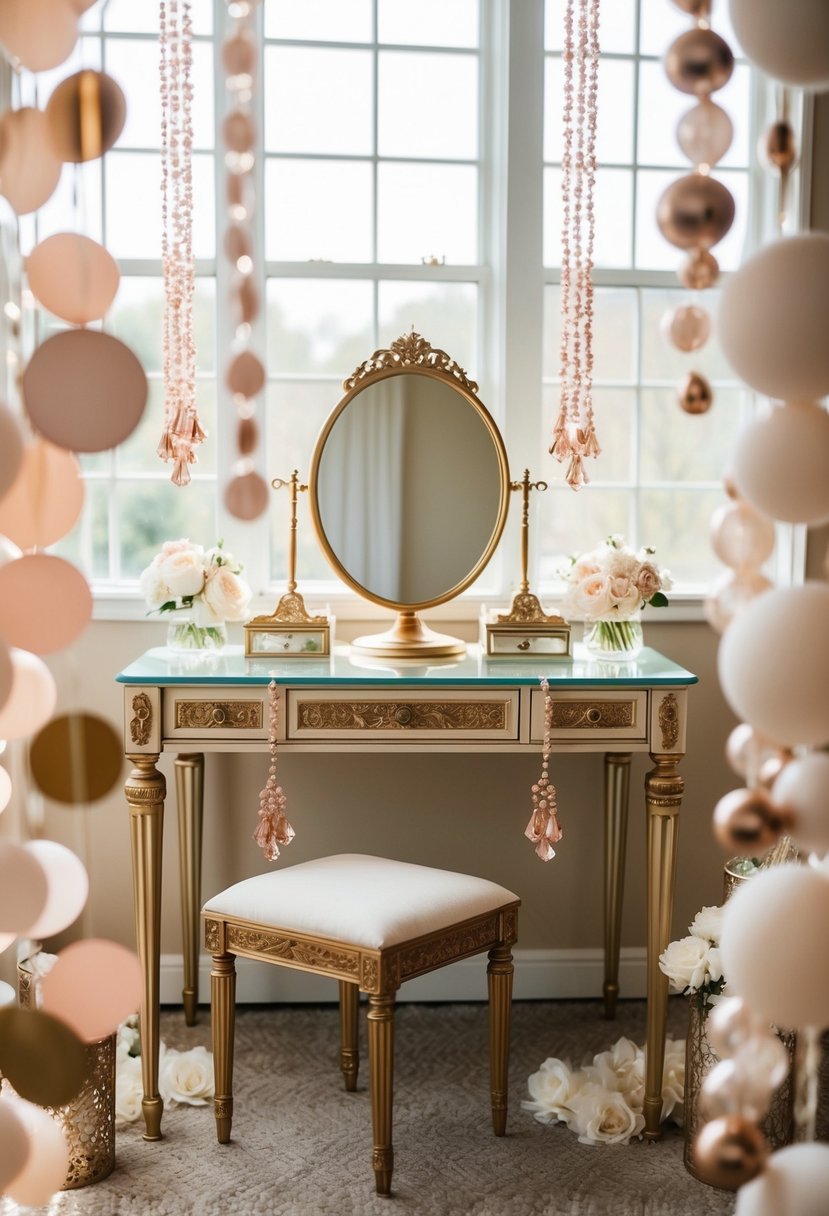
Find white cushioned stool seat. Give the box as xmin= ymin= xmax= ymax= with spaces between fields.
xmin=203 ymin=852 xmax=520 ymax=1198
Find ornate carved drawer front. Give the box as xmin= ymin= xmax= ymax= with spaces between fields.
xmin=530 ymin=689 xmax=648 ymax=743
xmin=163 ymin=687 xmax=268 ymax=741
xmin=286 ymin=688 xmax=520 ymax=743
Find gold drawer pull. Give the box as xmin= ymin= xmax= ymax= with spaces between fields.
xmin=394 ymin=706 xmax=413 ymax=726
xmin=549 ymin=701 xmax=636 ymax=730
xmin=212 ymin=707 xmax=226 ymax=725
xmin=586 ymin=707 xmax=602 ymax=724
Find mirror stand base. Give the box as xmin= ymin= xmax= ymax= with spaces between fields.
xmin=352 ymin=611 xmax=466 ymax=660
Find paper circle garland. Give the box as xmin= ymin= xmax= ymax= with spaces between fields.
xmin=0 ymin=1006 xmax=86 ymax=1107
xmin=20 ymin=839 xmax=89 ymax=939
xmin=718 ymin=234 xmax=829 ymax=402
xmin=29 ymin=712 xmax=123 ymax=804
xmin=40 ymin=938 xmax=143 ymax=1042
xmin=0 ymin=1098 xmax=30 ymax=1195
xmin=0 ymin=554 xmax=92 ymax=654
xmin=730 ymin=401 xmax=829 ymax=527
xmin=718 ymin=582 xmax=829 ymax=746
xmin=224 ymin=470 xmax=270 ymax=520
xmin=22 ymin=329 xmax=148 ymax=453
xmin=226 ymin=350 xmax=265 ymax=398
xmin=0 ymin=764 xmax=11 ymax=812
xmin=1 ymin=1096 xmax=70 ymax=1208
xmin=0 ymin=839 xmax=49 ymax=934
xmin=735 ymin=1143 xmax=829 ymax=1216
xmin=0 ymin=647 xmax=57 ymax=740
xmin=0 ymin=439 xmax=84 ymax=549
xmin=0 ymin=107 xmax=63 ymax=216
xmin=0 ymin=0 xmax=78 ymax=73
xmin=770 ymin=753 xmax=829 ymax=856
xmin=720 ymin=864 xmax=829 ymax=1030
xmin=27 ymin=233 xmax=120 ymax=324
xmin=0 ymin=402 xmax=24 ymax=499
xmin=728 ymin=0 xmax=829 ymax=92
xmin=46 ymin=70 xmax=126 ymax=163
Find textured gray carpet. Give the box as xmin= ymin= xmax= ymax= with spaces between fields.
xmin=3 ymin=1000 xmax=737 ymax=1216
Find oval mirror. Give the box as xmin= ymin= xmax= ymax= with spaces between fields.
xmin=309 ymin=332 xmax=510 ymax=658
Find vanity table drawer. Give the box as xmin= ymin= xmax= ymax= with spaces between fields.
xmin=162 ymin=687 xmax=268 ymax=741
xmin=530 ymin=689 xmax=648 ymax=743
xmin=286 ymin=688 xmax=520 ymax=743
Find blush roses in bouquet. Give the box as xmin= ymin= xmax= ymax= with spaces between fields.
xmin=140 ymin=538 xmax=252 ymax=649
xmin=560 ymin=534 xmax=671 ymax=656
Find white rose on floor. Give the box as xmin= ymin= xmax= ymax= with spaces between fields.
xmin=567 ymin=1082 xmax=645 ymax=1145
xmin=157 ymin=549 xmax=205 ymax=598
xmin=658 ymin=934 xmax=710 ymax=992
xmin=159 ymin=1045 xmax=214 ymax=1107
xmin=522 ymin=1057 xmax=583 ymax=1125
xmin=202 ymin=567 xmax=252 ymax=623
xmin=115 ymin=1054 xmax=144 ymax=1126
xmin=688 ymin=904 xmax=723 ymax=944
xmin=661 ymin=1037 xmax=686 ymax=1126
xmin=585 ymin=1037 xmax=645 ymax=1107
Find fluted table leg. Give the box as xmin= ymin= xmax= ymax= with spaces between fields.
xmin=339 ymin=980 xmax=360 ymax=1092
xmin=487 ymin=941 xmax=514 ymax=1136
xmin=603 ymin=752 xmax=631 ymax=1019
xmin=175 ymin=753 xmax=204 ymax=1026
xmin=211 ymin=952 xmax=236 ymax=1144
xmin=367 ymin=994 xmax=395 ymax=1196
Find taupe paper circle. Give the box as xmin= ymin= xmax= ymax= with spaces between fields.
xmin=0 ymin=439 xmax=84 ymax=548
xmin=22 ymin=329 xmax=147 ymax=453
xmin=0 ymin=401 xmax=24 ymax=498
xmin=226 ymin=350 xmax=265 ymax=398
xmin=27 ymin=232 xmax=120 ymax=324
xmin=30 ymin=712 xmax=123 ymax=804
xmin=0 ymin=554 xmax=92 ymax=654
xmin=225 ymin=470 xmax=269 ymax=520
xmin=0 ymin=1007 xmax=86 ymax=1107
xmin=46 ymin=70 xmax=126 ymax=163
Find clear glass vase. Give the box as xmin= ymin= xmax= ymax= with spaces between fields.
xmin=582 ymin=614 xmax=643 ymax=660
xmin=165 ymin=617 xmax=227 ymax=652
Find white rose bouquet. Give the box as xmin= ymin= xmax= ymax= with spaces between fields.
xmin=560 ymin=534 xmax=671 ymax=655
xmin=659 ymin=903 xmax=726 ymax=1013
xmin=140 ymin=538 xmax=252 ymax=649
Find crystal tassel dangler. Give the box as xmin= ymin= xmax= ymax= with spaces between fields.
xmin=254 ymin=681 xmax=295 ymax=862
xmin=525 ymin=677 xmax=563 ymax=861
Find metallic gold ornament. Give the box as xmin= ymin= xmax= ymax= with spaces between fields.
xmin=763 ymin=120 xmax=797 ymax=174
xmin=678 ymin=247 xmax=720 ymax=290
xmin=665 ymin=28 xmax=735 ymax=97
xmin=677 ymin=370 xmax=713 ymax=414
xmin=692 ymin=1115 xmax=769 ymax=1191
xmin=663 ymin=304 xmax=711 ymax=352
xmin=46 ymin=70 xmax=126 ymax=163
xmin=657 ymin=174 xmax=735 ymax=250
xmin=712 ymin=787 xmax=788 ymax=854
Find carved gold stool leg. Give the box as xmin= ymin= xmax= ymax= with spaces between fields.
xmin=211 ymin=952 xmax=237 ymax=1144
xmin=603 ymin=752 xmax=631 ymax=1020
xmin=367 ymin=993 xmax=395 ymax=1196
xmin=339 ymin=980 xmax=360 ymax=1092
xmin=175 ymin=753 xmax=204 ymax=1027
xmin=126 ymin=753 xmax=166 ymax=1141
xmin=487 ymin=941 xmax=514 ymax=1136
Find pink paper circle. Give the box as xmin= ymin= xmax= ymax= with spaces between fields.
xmin=22 ymin=329 xmax=147 ymax=453
xmin=0 ymin=555 xmax=91 ymax=654
xmin=27 ymin=233 xmax=120 ymax=325
xmin=0 ymin=439 xmax=84 ymax=549
xmin=3 ymin=1095 xmax=70 ymax=1206
xmin=224 ymin=470 xmax=269 ymax=520
xmin=21 ymin=840 xmax=89 ymax=939
xmin=0 ymin=636 xmax=12 ymax=715
xmin=0 ymin=1098 xmax=30 ymax=1194
xmin=0 ymin=765 xmax=11 ymax=812
xmin=0 ymin=108 xmax=63 ymax=215
xmin=0 ymin=402 xmax=24 ymax=498
xmin=40 ymin=938 xmax=142 ymax=1042
xmin=0 ymin=0 xmax=78 ymax=73
xmin=0 ymin=840 xmax=48 ymax=935
xmin=0 ymin=647 xmax=58 ymax=740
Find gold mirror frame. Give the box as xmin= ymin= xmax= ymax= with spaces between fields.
xmin=309 ymin=332 xmax=511 ymax=659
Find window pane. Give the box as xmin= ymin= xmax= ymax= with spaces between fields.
xmin=264 ymin=47 xmax=373 ymax=156
xmin=545 ymin=56 xmax=634 ymax=166
xmin=53 ymin=480 xmax=109 ymax=581
xmin=115 ymin=379 xmax=217 ymax=476
xmin=378 ymin=164 xmax=477 ymax=263
xmin=542 ymin=385 xmax=636 ymax=483
xmin=379 ymin=0 xmax=479 ymax=48
xmin=18 ymin=38 xmax=101 ymax=110
xmin=538 ymin=488 xmax=634 ymax=583
xmin=105 ymin=152 xmax=215 ymax=260
xmin=116 ymin=479 xmax=217 ymax=579
xmin=108 ymin=277 xmax=215 ymax=374
xmin=544 ymin=167 xmax=633 ymax=268
xmin=545 ymin=0 xmax=635 ymax=54
xmin=105 ymin=0 xmax=212 ymax=35
xmin=640 ymin=387 xmax=747 ymax=483
xmin=19 ymin=161 xmax=103 ymax=255
xmin=106 ymin=39 xmax=214 ymax=152
xmin=639 ymin=488 xmax=724 ymax=586
xmin=265 ymin=159 xmax=373 ymax=261
xmin=634 ymin=168 xmax=748 ymax=271
xmin=379 ymin=52 xmax=478 ymax=160
xmin=265 ymin=0 xmax=372 ymax=44
xmin=378 ymin=282 xmax=478 ymax=373
xmin=267 ymin=279 xmax=374 ymax=375
xmin=544 ymin=286 xmax=637 ymax=382
xmin=640 ymin=287 xmax=738 ymax=384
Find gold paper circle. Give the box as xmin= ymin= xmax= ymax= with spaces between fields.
xmin=27 ymin=232 xmax=120 ymax=324
xmin=46 ymin=69 xmax=126 ymax=163
xmin=22 ymin=329 xmax=147 ymax=453
xmin=0 ymin=1007 xmax=87 ymax=1107
xmin=30 ymin=712 xmax=123 ymax=804
xmin=0 ymin=554 xmax=92 ymax=654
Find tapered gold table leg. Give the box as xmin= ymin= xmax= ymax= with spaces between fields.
xmin=175 ymin=753 xmax=204 ymax=1026
xmin=487 ymin=941 xmax=514 ymax=1136
xmin=367 ymin=994 xmax=395 ymax=1196
xmin=339 ymin=980 xmax=360 ymax=1092
xmin=126 ymin=753 xmax=166 ymax=1141
xmin=211 ymin=952 xmax=236 ymax=1144
xmin=603 ymin=753 xmax=631 ymax=1020
xmin=643 ymin=752 xmax=683 ymax=1140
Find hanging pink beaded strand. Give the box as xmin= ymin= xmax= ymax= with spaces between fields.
xmin=525 ymin=677 xmax=563 ymax=861
xmin=254 ymin=681 xmax=296 ymax=862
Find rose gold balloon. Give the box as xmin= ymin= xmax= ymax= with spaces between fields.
xmin=233 ymin=276 xmax=260 ymax=325
xmin=664 ymin=28 xmax=735 ymax=97
xmin=692 ymin=1116 xmax=768 ymax=1191
xmin=704 ymin=568 xmax=774 ymax=634
xmin=657 ymin=174 xmax=735 ymax=250
xmin=40 ymin=938 xmax=142 ymax=1042
xmin=677 ymin=99 xmax=733 ymax=168
xmin=27 ymin=233 xmax=120 ymax=325
xmin=698 ymin=1058 xmax=774 ymax=1122
xmin=0 ymin=401 xmax=23 ymax=498
xmin=762 ymin=120 xmax=797 ymax=175
xmin=0 ymin=0 xmax=78 ymax=73
xmin=707 ymin=996 xmax=762 ymax=1058
xmin=757 ymin=749 xmax=793 ymax=791
xmin=709 ymin=499 xmax=776 ymax=571
xmin=771 ymin=752 xmax=829 ymax=855
xmin=678 ymin=248 xmax=720 ymax=290
xmin=0 ymin=638 xmax=11 ymax=716
xmin=712 ymin=787 xmax=787 ymax=854
xmin=223 ymin=224 xmax=252 ymax=265
xmin=0 ymin=107 xmax=63 ymax=215
xmin=725 ymin=723 xmax=777 ymax=783
xmin=0 ymin=1007 xmax=86 ymax=1107
xmin=225 ymin=470 xmax=269 ymax=520
xmin=0 ymin=554 xmax=91 ymax=655
xmin=663 ymin=304 xmax=710 ymax=353
xmin=226 ymin=350 xmax=265 ymax=397
xmin=237 ymin=415 xmax=259 ymax=455
xmin=46 ymin=70 xmax=126 ymax=163
xmin=677 ymin=370 xmax=713 ymax=414
xmin=222 ymin=30 xmax=256 ymax=79
xmin=222 ymin=109 xmax=256 ymax=153
xmin=29 ymin=712 xmax=123 ymax=804
xmin=0 ymin=439 xmax=84 ymax=549
xmin=22 ymin=329 xmax=147 ymax=453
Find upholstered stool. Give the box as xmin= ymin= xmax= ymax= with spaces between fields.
xmin=202 ymin=853 xmax=520 ymax=1196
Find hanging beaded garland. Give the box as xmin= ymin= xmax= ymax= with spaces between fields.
xmin=549 ymin=0 xmax=601 ymax=491
xmin=158 ymin=0 xmax=205 ymax=485
xmin=525 ymin=677 xmax=563 ymax=861
xmin=254 ymin=681 xmax=295 ymax=862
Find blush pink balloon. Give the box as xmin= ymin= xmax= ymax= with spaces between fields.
xmin=40 ymin=939 xmax=142 ymax=1042
xmin=0 ymin=554 xmax=91 ymax=654
xmin=21 ymin=840 xmax=89 ymax=940
xmin=2 ymin=1095 xmax=69 ymax=1207
xmin=0 ymin=1098 xmax=30 ymax=1194
xmin=0 ymin=647 xmax=57 ymax=740
xmin=0 ymin=636 xmax=12 ymax=715
xmin=0 ymin=439 xmax=84 ymax=549
xmin=27 ymin=233 xmax=120 ymax=325
xmin=0 ymin=401 xmax=24 ymax=499
xmin=770 ymin=753 xmax=829 ymax=856
xmin=0 ymin=764 xmax=11 ymax=812
xmin=0 ymin=839 xmax=49 ymax=934
xmin=0 ymin=108 xmax=63 ymax=215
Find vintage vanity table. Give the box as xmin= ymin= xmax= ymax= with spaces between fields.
xmin=117 ymin=334 xmax=696 ymax=1143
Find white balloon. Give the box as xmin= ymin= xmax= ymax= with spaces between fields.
xmin=2 ymin=1095 xmax=69 ymax=1207
xmin=710 ymin=499 xmax=776 ymax=569
xmin=718 ymin=583 xmax=829 ymax=747
xmin=735 ymin=1143 xmax=829 ymax=1216
xmin=20 ymin=839 xmax=89 ymax=939
xmin=729 ymin=0 xmax=829 ymax=91
xmin=771 ymin=753 xmax=829 ymax=855
xmin=721 ymin=866 xmax=829 ymax=1031
xmin=704 ymin=568 xmax=773 ymax=635
xmin=731 ymin=401 xmax=829 ymax=526
xmin=718 ymin=235 xmax=829 ymax=402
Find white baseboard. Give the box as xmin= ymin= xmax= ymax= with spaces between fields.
xmin=160 ymin=948 xmax=648 ymax=1007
